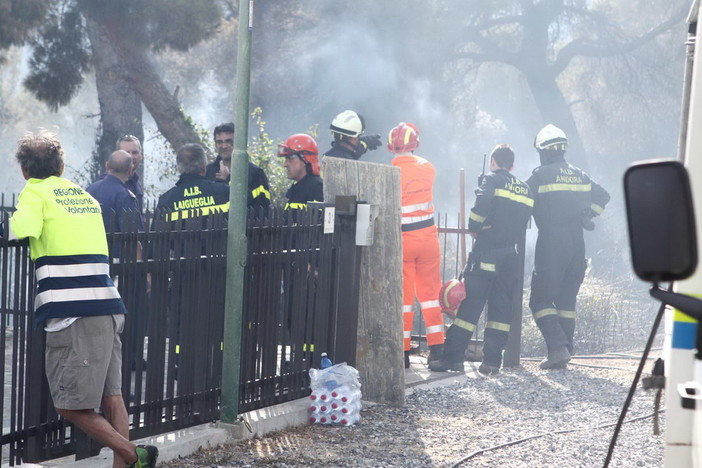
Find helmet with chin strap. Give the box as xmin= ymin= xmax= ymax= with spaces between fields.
xmin=534 ymin=124 xmax=567 ymax=151
xmin=277 ymin=133 xmax=320 ymax=175
xmin=330 ymin=110 xmax=365 ymax=139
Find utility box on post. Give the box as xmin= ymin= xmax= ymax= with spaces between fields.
xmin=322 ymin=157 xmax=405 ymax=406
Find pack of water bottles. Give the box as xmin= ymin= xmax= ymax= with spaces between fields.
xmin=308 ymin=353 xmax=362 ymax=426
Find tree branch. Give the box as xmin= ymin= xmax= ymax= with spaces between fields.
xmin=551 ymin=5 xmax=687 ymax=76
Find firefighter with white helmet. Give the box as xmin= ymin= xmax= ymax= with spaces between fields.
xmin=430 ymin=144 xmax=533 ymax=375
xmin=324 ymin=110 xmax=382 ymax=160
xmin=527 ymin=124 xmax=610 ymax=369
xmin=387 ymin=122 xmax=445 ymax=367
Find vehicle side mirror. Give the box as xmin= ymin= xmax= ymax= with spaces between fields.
xmin=624 ymin=160 xmax=697 ymax=283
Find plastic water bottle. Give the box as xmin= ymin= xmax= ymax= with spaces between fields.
xmin=330 ymin=385 xmax=349 ymax=400
xmin=332 ymin=387 xmax=362 ymax=403
xmin=310 ymin=414 xmax=330 ymax=424
xmin=337 ymin=401 xmax=362 ymax=414
xmin=310 ymin=389 xmax=330 ymax=401
xmin=309 ymin=403 xmax=331 ymax=413
xmin=338 ymin=412 xmax=361 ymax=426
xmin=320 ymin=353 xmax=338 ymax=390
xmin=320 ymin=352 xmax=333 ymax=369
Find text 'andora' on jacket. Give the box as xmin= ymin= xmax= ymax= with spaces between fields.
xmin=526 ymin=160 xmax=610 ymax=230
xmin=469 ymin=169 xmax=534 ymax=249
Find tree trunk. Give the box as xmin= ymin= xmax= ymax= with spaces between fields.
xmin=95 ymin=19 xmax=203 ymax=152
xmin=522 ymin=70 xmax=589 ymax=171
xmin=86 ymin=18 xmax=143 ymax=178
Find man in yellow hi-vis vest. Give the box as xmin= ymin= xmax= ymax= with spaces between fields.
xmin=1 ymin=132 xmax=159 ymax=468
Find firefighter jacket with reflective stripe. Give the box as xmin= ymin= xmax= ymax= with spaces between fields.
xmin=525 ymin=158 xmax=610 ymax=230
xmin=247 ymin=162 xmax=272 ymax=215
xmin=156 ymin=173 xmax=230 ymax=221
xmin=205 ymin=157 xmax=271 ymax=214
xmin=284 ymin=174 xmax=323 ymax=213
xmin=392 ymin=154 xmax=435 ymax=230
xmin=323 ymin=141 xmax=365 ymax=160
xmin=8 ymin=176 xmax=126 ymax=327
xmin=469 ymin=169 xmax=534 ymax=251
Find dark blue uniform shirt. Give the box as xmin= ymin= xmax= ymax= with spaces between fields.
xmin=87 ymin=174 xmax=141 ymax=232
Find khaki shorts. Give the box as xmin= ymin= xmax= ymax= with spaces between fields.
xmin=45 ymin=314 xmax=125 ymax=410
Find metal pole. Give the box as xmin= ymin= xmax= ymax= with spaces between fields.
xmin=220 ymin=0 xmax=253 ymax=424
xmin=459 ymin=168 xmax=466 ymax=267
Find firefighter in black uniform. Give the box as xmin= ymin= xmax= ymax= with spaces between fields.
xmin=527 ymin=124 xmax=610 ymax=369
xmin=205 ymin=122 xmax=271 ymax=216
xmin=429 ymin=144 xmax=533 ymax=375
xmin=155 ymin=143 xmax=230 ymax=380
xmin=323 ymin=110 xmax=382 ymax=160
xmin=157 ymin=143 xmax=230 ymax=221
xmin=278 ymin=133 xmax=323 ymax=222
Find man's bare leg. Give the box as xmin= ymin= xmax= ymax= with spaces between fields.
xmin=55 ymin=406 xmax=137 ymax=466
xmin=102 ymin=395 xmax=133 ymax=467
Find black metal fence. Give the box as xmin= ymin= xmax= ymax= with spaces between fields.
xmin=1 ymin=203 xmax=361 ymax=465
xmin=239 ymin=206 xmax=361 ymax=412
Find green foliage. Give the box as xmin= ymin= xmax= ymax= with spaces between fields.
xmin=181 ymin=110 xmax=211 ymax=150
xmin=23 ymin=6 xmax=90 ymax=111
xmin=0 ymin=0 xmax=49 ymax=53
xmin=247 ymin=108 xmax=288 ymax=207
xmin=246 ymin=107 xmax=320 ymax=207
xmin=76 ymin=0 xmax=221 ymax=52
xmin=520 ymin=274 xmax=661 ymax=357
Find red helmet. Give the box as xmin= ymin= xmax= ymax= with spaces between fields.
xmin=387 ymin=122 xmax=419 ymax=153
xmin=439 ymin=279 xmax=466 ymax=318
xmin=278 ymin=133 xmax=320 ymax=175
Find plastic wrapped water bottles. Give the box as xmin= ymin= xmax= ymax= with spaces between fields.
xmin=309 ymin=359 xmax=362 ymax=426
xmin=309 ymin=389 xmax=331 ymax=402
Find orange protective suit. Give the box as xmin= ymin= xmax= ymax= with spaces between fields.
xmin=392 ymin=154 xmax=445 ymax=351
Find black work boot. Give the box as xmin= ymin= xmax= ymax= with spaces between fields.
xmin=428 ymin=344 xmax=444 ymax=363
xmin=428 ymin=358 xmax=464 ymax=372
xmin=536 ymin=316 xmax=570 ymax=369
xmin=478 ymin=362 xmax=501 ymax=376
xmin=539 ymin=345 xmax=571 ymax=369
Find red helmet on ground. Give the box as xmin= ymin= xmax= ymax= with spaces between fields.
xmin=387 ymin=122 xmax=419 ymax=154
xmin=439 ymin=278 xmax=466 ymax=318
xmin=278 ymin=133 xmax=320 ymax=175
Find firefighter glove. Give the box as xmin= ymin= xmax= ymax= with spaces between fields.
xmin=360 ymin=134 xmax=382 ymax=151
xmin=581 ymin=209 xmax=596 ymax=231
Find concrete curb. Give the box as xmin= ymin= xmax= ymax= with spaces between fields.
xmin=36 ymin=399 xmax=311 ymax=467
xmin=30 ymin=358 xmax=462 ymax=467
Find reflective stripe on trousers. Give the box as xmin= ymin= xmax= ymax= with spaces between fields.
xmin=402 ymin=225 xmax=444 ymax=350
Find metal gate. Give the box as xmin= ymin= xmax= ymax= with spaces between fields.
xmin=1 ymin=204 xmax=361 ymax=465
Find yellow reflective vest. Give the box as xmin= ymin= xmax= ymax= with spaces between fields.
xmin=9 ymin=176 xmax=126 ymax=327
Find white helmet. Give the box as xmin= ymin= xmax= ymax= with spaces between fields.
xmin=330 ymin=110 xmax=364 ymax=138
xmin=534 ymin=124 xmax=567 ymax=151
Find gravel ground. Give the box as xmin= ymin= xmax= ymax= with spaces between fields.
xmin=160 ymin=356 xmax=664 ymax=468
